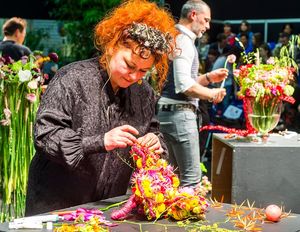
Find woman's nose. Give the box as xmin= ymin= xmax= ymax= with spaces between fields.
xmin=128 ymin=72 xmax=143 ymax=82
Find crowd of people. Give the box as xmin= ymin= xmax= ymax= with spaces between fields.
xmin=1 ymin=0 xmax=300 ymax=216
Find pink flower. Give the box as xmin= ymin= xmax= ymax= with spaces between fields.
xmin=227 ymin=54 xmax=236 ymax=63
xmin=266 ymin=57 xmax=275 ymax=65
xmin=233 ymin=69 xmax=240 ymax=77
xmin=26 ymin=93 xmax=37 ymax=103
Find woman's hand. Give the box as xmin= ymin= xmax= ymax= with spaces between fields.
xmin=104 ymin=125 xmax=139 ymax=151
xmin=208 ymin=68 xmax=228 ymax=83
xmin=137 ymin=133 xmax=163 ymax=154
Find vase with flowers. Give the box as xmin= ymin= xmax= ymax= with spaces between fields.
xmin=233 ymin=39 xmax=297 ymax=141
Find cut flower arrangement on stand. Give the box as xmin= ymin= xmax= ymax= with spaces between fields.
xmin=200 ymin=36 xmax=299 ymax=138
xmin=233 ymin=39 xmax=297 ymax=138
xmin=0 ymin=55 xmax=46 ymax=221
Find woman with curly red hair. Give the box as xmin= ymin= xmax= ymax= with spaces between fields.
xmin=25 ymin=0 xmax=177 ymax=215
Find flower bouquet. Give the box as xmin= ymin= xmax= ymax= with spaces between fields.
xmin=233 ymin=42 xmax=297 ymax=139
xmin=111 ymin=144 xmax=210 ymax=221
xmin=0 ymin=55 xmax=45 ymax=221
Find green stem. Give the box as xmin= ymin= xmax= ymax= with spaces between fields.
xmin=98 ymin=200 xmax=127 ymax=211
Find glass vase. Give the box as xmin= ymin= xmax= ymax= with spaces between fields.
xmin=244 ymin=97 xmax=282 ymax=141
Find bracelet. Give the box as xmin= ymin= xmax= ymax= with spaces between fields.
xmin=205 ymin=72 xmax=212 ymax=83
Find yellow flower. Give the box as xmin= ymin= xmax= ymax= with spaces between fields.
xmin=136 ymin=158 xmax=142 ymax=169
xmin=134 ymin=187 xmax=141 ymax=197
xmin=189 ymin=199 xmax=199 ymax=208
xmin=154 ymin=203 xmax=166 ymax=218
xmin=157 ymin=159 xmax=168 ymax=168
xmin=166 ymin=189 xmax=176 ymax=199
xmin=172 ymin=176 xmax=180 ymax=187
xmin=144 ymin=189 xmax=153 ymax=198
xmin=192 ymin=206 xmax=201 ymax=214
xmin=170 ymin=209 xmax=189 ymax=220
xmin=155 ymin=193 xmax=164 ymax=203
xmin=157 ymin=203 xmax=166 ymax=213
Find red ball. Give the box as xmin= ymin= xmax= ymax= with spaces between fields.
xmin=265 ymin=204 xmax=282 ymax=222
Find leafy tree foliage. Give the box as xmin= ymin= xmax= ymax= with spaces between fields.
xmin=47 ymin=0 xmax=121 ymax=61
xmin=47 ymin=0 xmax=162 ymax=62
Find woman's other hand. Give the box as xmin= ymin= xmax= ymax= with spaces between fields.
xmin=137 ymin=133 xmax=163 ymax=154
xmin=104 ymin=125 xmax=139 ymax=151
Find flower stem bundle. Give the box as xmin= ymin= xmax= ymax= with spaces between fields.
xmin=0 ymin=55 xmax=44 ymax=221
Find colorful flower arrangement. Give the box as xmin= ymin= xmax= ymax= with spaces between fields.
xmin=111 ymin=144 xmax=210 ymax=221
xmin=201 ymin=38 xmax=298 ymax=137
xmin=0 ymin=54 xmax=49 ymax=221
xmin=233 ymin=54 xmax=296 ymax=103
xmin=233 ymin=41 xmax=298 ymax=135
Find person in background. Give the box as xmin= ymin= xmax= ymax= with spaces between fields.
xmin=209 ymin=32 xmax=231 ymax=56
xmin=43 ymin=52 xmax=59 ymax=85
xmin=25 ymin=0 xmax=178 ymax=216
xmin=282 ymin=23 xmax=294 ymax=38
xmin=0 ymin=17 xmax=31 ymax=61
xmin=252 ymin=32 xmax=263 ymax=52
xmin=223 ymin=22 xmax=236 ymax=46
xmin=196 ymin=32 xmax=210 ymax=73
xmin=157 ymin=0 xmax=227 ymax=188
xmin=237 ymin=20 xmax=253 ymax=54
xmin=239 ymin=32 xmax=252 ymax=54
xmin=205 ymin=48 xmax=219 ymax=73
xmin=273 ymin=32 xmax=290 ymax=58
xmin=259 ymin=43 xmax=272 ymax=64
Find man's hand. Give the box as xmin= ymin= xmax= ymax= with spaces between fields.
xmin=209 ymin=88 xmax=227 ymax=103
xmin=104 ymin=125 xmax=139 ymax=151
xmin=208 ymin=68 xmax=228 ymax=83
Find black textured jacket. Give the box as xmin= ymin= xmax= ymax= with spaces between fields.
xmin=25 ymin=57 xmax=166 ymax=216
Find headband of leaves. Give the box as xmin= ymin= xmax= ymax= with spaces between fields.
xmin=126 ymin=22 xmax=173 ymax=56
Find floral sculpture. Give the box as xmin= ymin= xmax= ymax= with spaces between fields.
xmin=111 ymin=144 xmax=210 ymax=221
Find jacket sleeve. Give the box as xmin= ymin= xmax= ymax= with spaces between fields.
xmin=34 ymin=69 xmax=107 ymax=169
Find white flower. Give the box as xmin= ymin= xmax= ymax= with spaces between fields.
xmin=18 ymin=70 xmax=32 ymax=82
xmin=35 ymin=75 xmax=41 ymax=82
xmin=27 ymin=80 xmax=38 ymax=89
xmin=0 ymin=70 xmax=5 ymax=78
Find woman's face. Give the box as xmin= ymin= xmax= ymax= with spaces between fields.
xmin=240 ymin=23 xmax=247 ymax=32
xmin=108 ymin=45 xmax=155 ymax=92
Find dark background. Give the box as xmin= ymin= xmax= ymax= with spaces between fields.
xmin=1 ymin=0 xmax=299 ymax=20
xmin=1 ymin=0 xmax=300 ymax=42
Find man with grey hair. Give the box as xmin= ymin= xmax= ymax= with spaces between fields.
xmin=157 ymin=0 xmax=227 ymax=187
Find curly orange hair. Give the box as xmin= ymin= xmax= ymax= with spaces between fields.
xmin=94 ymin=0 xmax=178 ymax=90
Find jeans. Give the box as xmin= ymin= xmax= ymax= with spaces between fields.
xmin=157 ymin=109 xmax=201 ymax=187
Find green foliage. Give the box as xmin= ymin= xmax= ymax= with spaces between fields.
xmin=46 ymin=0 xmax=163 ymax=62
xmin=25 ymin=29 xmax=49 ymax=52
xmin=46 ymin=0 xmax=121 ymax=61
xmin=200 ymin=162 xmax=207 ymax=173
